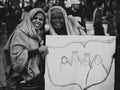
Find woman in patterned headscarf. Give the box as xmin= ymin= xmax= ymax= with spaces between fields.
xmin=47 ymin=6 xmax=86 ymax=35
xmin=3 ymin=8 xmax=48 ymax=90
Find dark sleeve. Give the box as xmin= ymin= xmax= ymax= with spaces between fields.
xmin=28 ymin=49 xmax=39 ymax=60
xmin=45 ymin=31 xmax=50 ymax=35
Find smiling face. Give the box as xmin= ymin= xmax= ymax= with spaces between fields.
xmin=50 ymin=8 xmax=65 ymax=31
xmin=32 ymin=12 xmax=44 ymax=30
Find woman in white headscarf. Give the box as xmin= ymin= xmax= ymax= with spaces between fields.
xmin=46 ymin=6 xmax=86 ymax=35
xmin=3 ymin=8 xmax=48 ymax=90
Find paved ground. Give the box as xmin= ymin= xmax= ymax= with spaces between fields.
xmin=0 ymin=21 xmax=108 ymax=89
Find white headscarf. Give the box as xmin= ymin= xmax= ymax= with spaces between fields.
xmin=17 ymin=8 xmax=46 ymax=42
xmin=3 ymin=8 xmax=46 ymax=82
xmin=47 ymin=6 xmax=85 ymax=35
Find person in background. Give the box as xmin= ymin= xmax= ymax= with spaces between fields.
xmin=65 ymin=0 xmax=87 ymax=33
xmin=46 ymin=6 xmax=85 ymax=35
xmin=93 ymin=1 xmax=105 ymax=35
xmin=20 ymin=5 xmax=33 ymax=21
xmin=0 ymin=2 xmax=6 ymax=35
xmin=112 ymin=2 xmax=120 ymax=89
xmin=114 ymin=1 xmax=120 ymax=46
xmin=105 ymin=8 xmax=117 ymax=36
xmin=6 ymin=5 xmax=21 ymax=39
xmin=0 ymin=1 xmax=6 ymax=29
xmin=68 ymin=0 xmax=81 ymax=17
xmin=3 ymin=8 xmax=48 ymax=90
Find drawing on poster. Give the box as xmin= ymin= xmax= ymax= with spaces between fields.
xmin=45 ymin=36 xmax=115 ymax=90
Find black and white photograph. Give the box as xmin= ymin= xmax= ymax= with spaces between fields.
xmin=0 ymin=0 xmax=119 ymax=90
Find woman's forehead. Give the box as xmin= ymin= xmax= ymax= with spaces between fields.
xmin=35 ymin=13 xmax=44 ymax=17
xmin=51 ymin=8 xmax=64 ymax=17
xmin=29 ymin=9 xmax=45 ymax=18
xmin=33 ymin=11 xmax=44 ymax=17
xmin=51 ymin=8 xmax=62 ymax=15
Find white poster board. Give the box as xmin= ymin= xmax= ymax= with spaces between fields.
xmin=45 ymin=36 xmax=116 ymax=90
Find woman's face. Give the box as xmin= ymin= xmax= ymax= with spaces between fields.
xmin=32 ymin=12 xmax=44 ymax=30
xmin=51 ymin=9 xmax=65 ymax=31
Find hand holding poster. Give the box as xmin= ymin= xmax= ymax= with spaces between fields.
xmin=45 ymin=36 xmax=115 ymax=90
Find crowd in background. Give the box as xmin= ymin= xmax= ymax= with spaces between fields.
xmin=0 ymin=0 xmax=120 ymax=44
xmin=0 ymin=0 xmax=119 ymax=36
xmin=0 ymin=0 xmax=86 ymax=38
xmin=0 ymin=0 xmax=120 ymax=42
